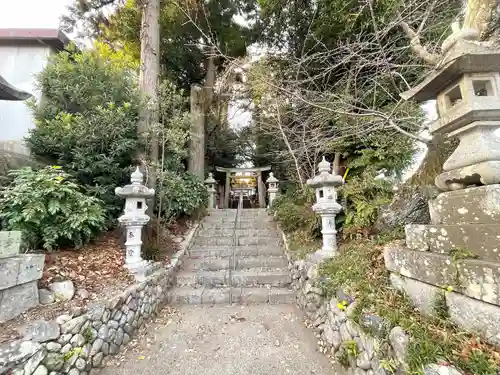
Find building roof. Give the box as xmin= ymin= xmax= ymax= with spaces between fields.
xmin=0 ymin=28 xmax=70 ymax=50
xmin=0 ymin=74 xmax=31 ymax=101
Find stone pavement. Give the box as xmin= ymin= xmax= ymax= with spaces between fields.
xmin=100 ymin=304 xmax=340 ymax=375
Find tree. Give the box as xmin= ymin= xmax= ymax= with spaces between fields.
xmin=137 ymin=0 xmax=160 ymax=193
xmin=63 ymin=0 xmax=259 ymax=92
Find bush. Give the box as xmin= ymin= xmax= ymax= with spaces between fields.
xmin=0 ymin=167 xmax=106 ymax=251
xmin=26 ymin=49 xmax=142 ymax=223
xmin=157 ymin=172 xmax=208 ymax=222
xmin=270 ymin=187 xmax=321 ymax=238
xmin=339 ymin=169 xmax=394 ymax=230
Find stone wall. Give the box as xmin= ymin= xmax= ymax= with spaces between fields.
xmin=0 ymin=231 xmax=45 ymax=323
xmin=0 ymin=224 xmax=200 ymax=375
xmin=282 ymin=232 xmax=462 ymax=375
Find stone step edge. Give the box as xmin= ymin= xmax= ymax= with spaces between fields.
xmin=168 ymin=286 xmax=295 ymax=304
xmin=384 ymin=242 xmax=500 ymax=305
xmin=405 ymin=223 xmax=500 ymax=263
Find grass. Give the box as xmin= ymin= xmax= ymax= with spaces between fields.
xmin=317 ymin=234 xmax=500 ymax=375
xmin=287 ymin=231 xmax=322 ymax=260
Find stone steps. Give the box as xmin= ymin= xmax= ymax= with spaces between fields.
xmin=176 ymin=269 xmax=292 ymax=287
xmin=168 ymin=286 xmax=295 ymax=305
xmin=197 ymin=228 xmax=279 ymax=237
xmin=192 ymin=235 xmax=280 ymax=247
xmin=170 ymin=208 xmax=294 ymax=305
xmin=200 ymin=222 xmax=276 ymax=229
xmin=188 ymin=245 xmax=284 ymax=257
xmin=182 ymin=256 xmax=288 ymax=271
xmin=384 ymin=242 xmax=500 ymax=305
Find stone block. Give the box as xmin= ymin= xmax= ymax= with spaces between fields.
xmin=269 ymin=288 xmax=295 ymax=304
xmin=406 ymin=223 xmax=500 ymax=262
xmin=0 ymin=281 xmax=39 ymax=323
xmin=429 ymin=185 xmax=500 ymax=225
xmin=168 ymin=288 xmax=203 ymax=305
xmin=0 ymin=231 xmax=22 ymax=259
xmin=200 ymin=288 xmax=230 ymax=304
xmin=236 ymin=256 xmax=287 ymax=269
xmin=446 ymin=291 xmax=500 ymax=346
xmin=18 ymin=254 xmax=45 ymax=285
xmin=238 ymin=236 xmax=280 ymax=246
xmin=389 ymin=273 xmax=440 ymax=316
xmin=0 ymin=256 xmax=20 ymax=290
xmin=239 ymin=287 xmax=269 ymax=304
xmin=384 ymin=243 xmax=500 ymax=304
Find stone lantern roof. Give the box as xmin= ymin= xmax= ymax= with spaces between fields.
xmin=115 ymin=167 xmax=155 ymax=198
xmin=266 ymin=172 xmax=278 ymax=183
xmin=307 ymin=157 xmax=343 ymax=188
xmin=204 ymin=172 xmax=216 ymax=185
xmin=401 ymin=39 xmax=500 ymax=103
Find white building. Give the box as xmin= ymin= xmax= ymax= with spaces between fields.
xmin=0 ymin=28 xmax=70 ymax=155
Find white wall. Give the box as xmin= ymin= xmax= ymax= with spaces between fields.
xmin=0 ymin=44 xmax=53 ymax=154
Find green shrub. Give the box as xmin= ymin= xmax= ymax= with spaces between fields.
xmin=157 ymin=172 xmax=208 ymax=222
xmin=339 ymin=169 xmax=393 ymax=230
xmin=26 ymin=49 xmax=142 ymax=223
xmin=270 ymin=187 xmax=321 ymax=239
xmin=0 ymin=167 xmax=106 ymax=251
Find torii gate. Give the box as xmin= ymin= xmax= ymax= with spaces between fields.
xmin=216 ymin=166 xmax=271 ymax=209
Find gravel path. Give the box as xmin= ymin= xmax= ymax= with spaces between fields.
xmin=100 ymin=304 xmax=343 ymax=375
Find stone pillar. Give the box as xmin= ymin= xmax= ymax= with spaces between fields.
xmin=224 ymin=172 xmax=231 ymax=209
xmin=307 ymin=157 xmax=343 ymax=259
xmin=266 ymin=172 xmax=279 ymax=208
xmin=204 ymin=173 xmax=217 ymax=209
xmin=115 ymin=167 xmax=155 ymax=280
xmin=257 ymin=171 xmax=266 ymax=208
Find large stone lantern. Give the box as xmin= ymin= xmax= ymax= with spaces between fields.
xmin=115 ymin=167 xmax=155 ymax=280
xmin=204 ymin=172 xmax=217 ymax=209
xmin=307 ymin=157 xmax=343 ymax=258
xmin=266 ymin=172 xmax=279 ymax=207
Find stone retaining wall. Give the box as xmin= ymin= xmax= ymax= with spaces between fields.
xmin=0 ymin=223 xmax=200 ymax=375
xmin=281 ymin=231 xmax=462 ymax=375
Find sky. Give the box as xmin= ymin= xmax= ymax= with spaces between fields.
xmin=0 ymin=0 xmax=71 ymax=29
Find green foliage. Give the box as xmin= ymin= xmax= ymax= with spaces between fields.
xmin=64 ymin=0 xmax=258 ymax=92
xmin=0 ymin=167 xmax=106 ymax=251
xmin=157 ymin=80 xmax=191 ymax=173
xmin=339 ymin=170 xmax=394 ymax=230
xmin=157 ymin=172 xmax=208 ymax=223
xmin=26 ymin=49 xmax=142 ymax=223
xmin=270 ymin=187 xmax=320 ymax=237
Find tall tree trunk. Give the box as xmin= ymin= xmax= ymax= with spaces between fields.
xmin=138 ymin=0 xmax=160 ymax=189
xmin=137 ymin=0 xmax=160 ymax=245
xmin=188 ymin=85 xmax=205 ymax=179
xmin=188 ymin=50 xmax=216 ymax=178
xmin=407 ymin=135 xmax=458 ymax=186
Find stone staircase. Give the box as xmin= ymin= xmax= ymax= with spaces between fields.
xmin=168 ymin=209 xmax=295 ymax=305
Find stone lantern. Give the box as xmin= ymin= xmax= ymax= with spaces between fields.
xmin=307 ymin=157 xmax=343 ymax=258
xmin=204 ymin=172 xmax=217 ymax=209
xmin=115 ymin=167 xmax=155 ymax=280
xmin=401 ymin=31 xmax=500 ymax=191
xmin=382 ymin=30 xmax=500 ymax=347
xmin=266 ymin=172 xmax=279 ymax=207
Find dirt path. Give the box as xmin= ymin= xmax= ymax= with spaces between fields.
xmin=100 ymin=304 xmax=343 ymax=375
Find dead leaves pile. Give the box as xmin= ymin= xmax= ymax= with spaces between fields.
xmin=41 ymin=231 xmax=134 ymax=292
